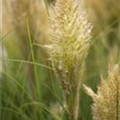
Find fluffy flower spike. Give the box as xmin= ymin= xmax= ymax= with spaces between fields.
xmin=46 ymin=0 xmax=92 ymax=119
xmin=47 ymin=0 xmax=92 ymax=85
xmin=84 ymin=64 xmax=120 ymax=120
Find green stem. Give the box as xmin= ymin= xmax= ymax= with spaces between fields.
xmin=27 ymin=18 xmax=43 ymax=119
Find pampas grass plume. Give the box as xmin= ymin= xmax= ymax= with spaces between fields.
xmin=46 ymin=0 xmax=92 ymax=119
xmin=84 ymin=64 xmax=120 ymax=120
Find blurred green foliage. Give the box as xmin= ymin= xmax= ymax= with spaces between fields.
xmin=0 ymin=0 xmax=120 ymax=120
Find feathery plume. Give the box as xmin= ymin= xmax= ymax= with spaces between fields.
xmin=46 ymin=0 xmax=92 ymax=119
xmin=84 ymin=64 xmax=120 ymax=120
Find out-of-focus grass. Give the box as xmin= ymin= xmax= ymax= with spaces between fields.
xmin=81 ymin=0 xmax=120 ymax=119
xmin=0 ymin=0 xmax=120 ymax=120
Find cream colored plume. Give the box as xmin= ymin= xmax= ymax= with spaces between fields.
xmin=47 ymin=0 xmax=92 ymax=86
xmin=46 ymin=0 xmax=92 ymax=119
xmin=84 ymin=64 xmax=120 ymax=120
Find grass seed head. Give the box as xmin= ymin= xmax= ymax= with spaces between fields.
xmin=47 ymin=0 xmax=92 ymax=87
xmin=84 ymin=64 xmax=120 ymax=120
xmin=46 ymin=0 xmax=92 ymax=118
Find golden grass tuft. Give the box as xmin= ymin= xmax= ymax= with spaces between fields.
xmin=46 ymin=0 xmax=92 ymax=119
xmin=84 ymin=64 xmax=120 ymax=120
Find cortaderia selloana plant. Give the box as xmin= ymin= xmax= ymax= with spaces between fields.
xmin=45 ymin=0 xmax=92 ymax=120
xmin=84 ymin=64 xmax=120 ymax=120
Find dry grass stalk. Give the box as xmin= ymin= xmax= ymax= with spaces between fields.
xmin=46 ymin=0 xmax=92 ymax=119
xmin=84 ymin=64 xmax=120 ymax=120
